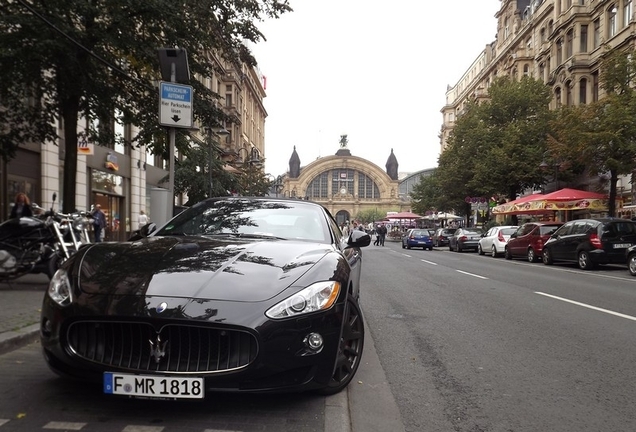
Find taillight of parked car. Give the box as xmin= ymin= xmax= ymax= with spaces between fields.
xmin=589 ymin=233 xmax=602 ymax=249
xmin=459 ymin=236 xmax=467 ymax=241
xmin=498 ymin=231 xmax=506 ymax=242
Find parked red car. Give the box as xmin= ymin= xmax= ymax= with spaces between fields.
xmin=504 ymin=222 xmax=563 ymax=262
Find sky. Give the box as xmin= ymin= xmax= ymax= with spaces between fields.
xmin=250 ymin=0 xmax=502 ymax=178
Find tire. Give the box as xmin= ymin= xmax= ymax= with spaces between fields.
xmin=628 ymin=254 xmax=636 ymax=276
xmin=316 ymin=297 xmax=364 ymax=395
xmin=527 ymin=248 xmax=537 ymax=263
xmin=491 ymin=245 xmax=498 ymax=258
xmin=504 ymin=247 xmax=512 ymax=260
xmin=542 ymin=248 xmax=553 ymax=265
xmin=402 ymin=242 xmax=405 ymax=249
xmin=578 ymin=250 xmax=595 ymax=270
xmin=456 ymin=243 xmax=462 ymax=253
xmin=478 ymin=244 xmax=484 ymax=255
xmin=406 ymin=244 xmax=411 ymax=250
xmin=449 ymin=243 xmax=453 ymax=251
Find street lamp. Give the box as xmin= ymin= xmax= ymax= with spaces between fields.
xmin=236 ymin=146 xmax=262 ymax=167
xmin=539 ymin=150 xmax=561 ymax=192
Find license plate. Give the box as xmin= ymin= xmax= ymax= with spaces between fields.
xmin=613 ymin=243 xmax=631 ymax=249
xmin=104 ymin=372 xmax=204 ymax=399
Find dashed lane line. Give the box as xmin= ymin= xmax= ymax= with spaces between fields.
xmin=456 ymin=270 xmax=489 ymax=279
xmin=535 ymin=292 xmax=636 ymax=322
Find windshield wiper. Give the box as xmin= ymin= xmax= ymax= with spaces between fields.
xmin=236 ymin=233 xmax=287 ymax=240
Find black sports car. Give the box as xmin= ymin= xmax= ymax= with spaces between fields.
xmin=41 ymin=197 xmax=371 ymax=398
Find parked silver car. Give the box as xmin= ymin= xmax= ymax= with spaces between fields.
xmin=478 ymin=225 xmax=518 ymax=257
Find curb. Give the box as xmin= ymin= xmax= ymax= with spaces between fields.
xmin=0 ymin=323 xmax=40 ymax=356
xmin=324 ymin=388 xmax=351 ymax=432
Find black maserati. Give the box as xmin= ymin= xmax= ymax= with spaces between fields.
xmin=40 ymin=197 xmax=370 ymax=399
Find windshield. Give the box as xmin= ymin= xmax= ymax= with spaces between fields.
xmin=156 ymin=198 xmax=332 ymax=243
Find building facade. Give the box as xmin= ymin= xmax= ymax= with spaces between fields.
xmin=279 ymin=145 xmax=409 ymax=225
xmin=440 ymin=0 xmax=636 ymax=211
xmin=1 ymin=51 xmax=267 ymax=239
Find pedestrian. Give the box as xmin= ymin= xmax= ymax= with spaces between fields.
xmin=9 ymin=192 xmax=33 ymax=219
xmin=92 ymin=204 xmax=107 ymax=242
xmin=342 ymin=222 xmax=350 ymax=237
xmin=373 ymin=225 xmax=380 ymax=246
xmin=138 ymin=209 xmax=149 ymax=229
xmin=378 ymin=223 xmax=387 ymax=246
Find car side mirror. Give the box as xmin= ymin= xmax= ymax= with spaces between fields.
xmin=347 ymin=229 xmax=371 ymax=248
xmin=510 ymin=232 xmax=517 ymax=238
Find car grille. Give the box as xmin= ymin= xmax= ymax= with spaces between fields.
xmin=66 ymin=321 xmax=258 ymax=374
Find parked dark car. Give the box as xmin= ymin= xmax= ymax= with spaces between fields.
xmin=401 ymin=228 xmax=433 ymax=250
xmin=542 ymin=218 xmax=636 ymax=270
xmin=41 ymin=197 xmax=371 ymax=397
xmin=449 ymin=227 xmax=483 ymax=252
xmin=432 ymin=228 xmax=457 ymax=247
xmin=504 ymin=222 xmax=563 ymax=262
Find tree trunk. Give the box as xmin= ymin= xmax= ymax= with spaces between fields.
xmin=62 ymin=96 xmax=80 ymax=213
xmin=608 ymin=169 xmax=617 ymax=217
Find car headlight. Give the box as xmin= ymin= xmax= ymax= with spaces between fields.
xmin=266 ymin=281 xmax=341 ymax=319
xmin=48 ymin=269 xmax=73 ymax=306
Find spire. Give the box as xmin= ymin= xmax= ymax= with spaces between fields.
xmin=385 ymin=148 xmax=399 ymax=180
xmin=289 ymin=146 xmax=301 ymax=178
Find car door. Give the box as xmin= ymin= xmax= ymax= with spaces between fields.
xmin=509 ymin=224 xmax=531 ymax=257
xmin=550 ymin=222 xmax=575 ymax=260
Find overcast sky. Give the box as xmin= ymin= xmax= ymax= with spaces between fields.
xmin=250 ymin=0 xmax=502 ymax=178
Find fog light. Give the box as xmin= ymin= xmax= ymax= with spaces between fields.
xmin=304 ymin=332 xmax=324 ymax=350
xmin=42 ymin=318 xmax=52 ymax=337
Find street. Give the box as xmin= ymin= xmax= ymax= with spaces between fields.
xmin=361 ymin=240 xmax=636 ymax=431
xmin=3 ymin=240 xmax=636 ymax=431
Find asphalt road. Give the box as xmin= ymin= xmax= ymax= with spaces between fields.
xmin=360 ymin=240 xmax=636 ymax=432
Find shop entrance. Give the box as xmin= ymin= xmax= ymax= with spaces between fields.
xmin=92 ymin=193 xmax=124 ymax=241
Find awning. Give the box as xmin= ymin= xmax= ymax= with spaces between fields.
xmin=526 ymin=188 xmax=610 ymax=211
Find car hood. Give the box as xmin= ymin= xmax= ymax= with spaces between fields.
xmin=76 ymin=236 xmax=332 ymax=302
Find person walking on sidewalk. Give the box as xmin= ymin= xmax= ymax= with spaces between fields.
xmin=9 ymin=192 xmax=33 ymax=219
xmin=92 ymin=204 xmax=106 ymax=242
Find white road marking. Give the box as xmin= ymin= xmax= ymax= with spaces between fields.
xmin=0 ymin=420 xmax=8 ymax=427
xmin=456 ymin=270 xmax=488 ymax=279
xmin=122 ymin=426 xmax=165 ymax=432
xmin=421 ymin=259 xmax=438 ymax=265
xmin=535 ymin=292 xmax=636 ymax=321
xmin=43 ymin=422 xmax=87 ymax=430
xmin=401 ymin=253 xmax=412 ymax=257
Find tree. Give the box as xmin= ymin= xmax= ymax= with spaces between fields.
xmin=0 ymin=0 xmax=291 ymax=212
xmin=549 ymin=46 xmax=636 ymax=217
xmin=410 ymin=171 xmax=443 ymax=216
xmin=434 ymin=76 xmax=556 ymax=223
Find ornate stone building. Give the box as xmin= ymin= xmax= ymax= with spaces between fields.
xmin=279 ymin=144 xmax=406 ymax=225
xmin=440 ymin=0 xmax=636 ymax=209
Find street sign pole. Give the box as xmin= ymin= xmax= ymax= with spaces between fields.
xmin=157 ymin=48 xmax=191 ymax=223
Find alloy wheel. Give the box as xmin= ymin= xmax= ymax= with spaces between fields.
xmin=527 ymin=248 xmax=536 ymax=263
xmin=629 ymin=254 xmax=636 ymax=276
xmin=318 ymin=297 xmax=365 ymax=395
xmin=491 ymin=246 xmax=497 ymax=258
xmin=578 ymin=251 xmax=594 ymax=270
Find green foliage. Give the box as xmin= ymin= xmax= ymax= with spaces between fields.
xmin=549 ymin=46 xmax=636 ymax=216
xmin=354 ymin=209 xmax=386 ymax=224
xmin=0 ymin=0 xmax=291 ymax=211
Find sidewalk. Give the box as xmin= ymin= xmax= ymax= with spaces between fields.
xmin=0 ymin=273 xmax=48 ymax=355
xmin=0 ymin=273 xmax=404 ymax=432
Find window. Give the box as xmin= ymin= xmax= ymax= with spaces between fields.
xmin=556 ymin=38 xmax=563 ymax=64
xmin=592 ymin=71 xmax=599 ymax=102
xmin=539 ymin=62 xmax=545 ymax=81
xmin=625 ymin=0 xmax=633 ymax=27
xmin=357 ymin=172 xmax=381 ymax=200
xmin=504 ymin=17 xmax=510 ymax=39
xmin=540 ymin=28 xmax=546 ymax=43
xmin=608 ymin=5 xmax=617 ymax=37
xmin=308 ymin=172 xmax=329 ymax=199
xmin=593 ymin=19 xmax=600 ymax=48
xmin=548 ymin=20 xmax=554 ymax=35
xmin=332 ymin=169 xmax=354 ymax=196
xmin=566 ymin=29 xmax=574 ymax=58
xmin=579 ymin=78 xmax=587 ymax=104
xmin=565 ymin=81 xmax=573 ymax=106
xmin=580 ymin=24 xmax=588 ymax=52
xmin=555 ymin=87 xmax=562 ymax=107
xmin=523 ymin=64 xmax=530 ymax=76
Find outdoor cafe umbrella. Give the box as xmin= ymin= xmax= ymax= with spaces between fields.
xmin=492 ymin=193 xmax=544 ymax=215
xmin=526 ymin=188 xmax=609 ymax=212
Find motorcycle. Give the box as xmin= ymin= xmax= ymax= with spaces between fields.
xmin=0 ymin=193 xmax=92 ymax=281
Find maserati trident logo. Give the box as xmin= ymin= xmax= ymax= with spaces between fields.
xmin=156 ymin=302 xmax=168 ymax=313
xmin=149 ymin=333 xmax=168 ymax=364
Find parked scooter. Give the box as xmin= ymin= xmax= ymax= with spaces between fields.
xmin=0 ymin=193 xmax=91 ymax=281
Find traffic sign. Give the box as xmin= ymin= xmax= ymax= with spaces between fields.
xmin=159 ymin=82 xmax=193 ymax=128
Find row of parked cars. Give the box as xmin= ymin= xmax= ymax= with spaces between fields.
xmin=402 ymin=219 xmax=636 ymax=276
